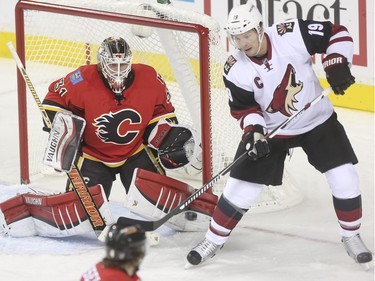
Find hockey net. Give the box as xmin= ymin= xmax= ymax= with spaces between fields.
xmin=15 ymin=0 xmax=302 ymax=213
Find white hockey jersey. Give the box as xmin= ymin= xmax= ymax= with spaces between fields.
xmin=223 ymin=19 xmax=354 ymax=136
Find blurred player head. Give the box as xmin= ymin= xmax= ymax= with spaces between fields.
xmin=104 ymin=223 xmax=146 ymax=275
xmin=225 ymin=2 xmax=265 ymax=57
xmin=97 ymin=37 xmax=133 ymax=98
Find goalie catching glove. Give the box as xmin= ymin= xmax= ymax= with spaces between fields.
xmin=148 ymin=119 xmax=202 ymax=174
xmin=242 ymin=124 xmax=270 ymax=160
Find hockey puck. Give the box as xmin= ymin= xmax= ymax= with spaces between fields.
xmin=185 ymin=211 xmax=197 ymax=221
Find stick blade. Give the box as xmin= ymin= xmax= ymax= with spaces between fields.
xmin=117 ymin=216 xmax=160 ymax=231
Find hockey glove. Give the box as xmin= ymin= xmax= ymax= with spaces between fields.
xmin=242 ymin=125 xmax=270 ymax=161
xmin=322 ymin=53 xmax=355 ymax=95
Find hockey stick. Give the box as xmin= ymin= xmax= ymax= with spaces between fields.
xmin=118 ymin=87 xmax=332 ymax=231
xmin=7 ymin=42 xmax=107 ymax=236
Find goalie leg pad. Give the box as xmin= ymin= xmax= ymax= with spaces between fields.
xmin=124 ymin=168 xmax=218 ymax=231
xmin=0 ymin=185 xmax=114 ymax=237
xmin=0 ymin=194 xmax=36 ymax=237
xmin=43 ymin=112 xmax=86 ymax=172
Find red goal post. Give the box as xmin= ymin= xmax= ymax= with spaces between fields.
xmin=14 ymin=0 xmax=303 ymax=212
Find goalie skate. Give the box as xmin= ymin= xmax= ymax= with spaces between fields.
xmin=342 ymin=234 xmax=372 ymax=267
xmin=186 ymin=238 xmax=223 ymax=267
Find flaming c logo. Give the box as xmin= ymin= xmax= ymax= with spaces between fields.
xmin=266 ymin=64 xmax=303 ymax=117
xmin=94 ymin=109 xmax=142 ymax=145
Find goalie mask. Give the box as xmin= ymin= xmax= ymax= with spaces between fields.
xmin=97 ymin=37 xmax=133 ymax=99
xmin=225 ymin=2 xmax=263 ymax=48
xmin=105 ymin=224 xmax=146 ymax=265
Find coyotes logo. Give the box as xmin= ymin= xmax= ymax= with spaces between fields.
xmin=266 ymin=64 xmax=303 ymax=117
xmin=276 ymin=22 xmax=295 ymax=36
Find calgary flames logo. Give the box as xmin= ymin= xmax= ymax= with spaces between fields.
xmin=266 ymin=64 xmax=303 ymax=117
xmin=94 ymin=109 xmax=142 ymax=144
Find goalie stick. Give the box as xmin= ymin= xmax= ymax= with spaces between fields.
xmin=118 ymin=87 xmax=333 ymax=231
xmin=7 ymin=42 xmax=107 ymax=236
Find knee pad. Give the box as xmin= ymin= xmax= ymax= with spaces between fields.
xmin=325 ymin=163 xmax=360 ymax=198
xmin=223 ymin=177 xmax=263 ymax=209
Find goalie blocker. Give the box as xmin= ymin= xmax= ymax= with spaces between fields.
xmin=124 ymin=168 xmax=218 ymax=231
xmin=148 ymin=119 xmax=202 ymax=176
xmin=43 ymin=111 xmax=86 ymax=172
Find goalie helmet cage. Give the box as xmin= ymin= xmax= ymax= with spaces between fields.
xmin=15 ymin=0 xmax=302 ymax=213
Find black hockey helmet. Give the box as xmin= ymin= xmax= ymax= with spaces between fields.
xmin=97 ymin=37 xmax=133 ymax=98
xmin=105 ymin=223 xmax=146 ymax=263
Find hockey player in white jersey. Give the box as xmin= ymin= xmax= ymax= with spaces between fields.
xmin=186 ymin=2 xmax=372 ymax=267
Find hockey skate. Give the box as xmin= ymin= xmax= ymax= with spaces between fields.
xmin=186 ymin=238 xmax=223 ymax=267
xmin=342 ymin=234 xmax=372 ymax=265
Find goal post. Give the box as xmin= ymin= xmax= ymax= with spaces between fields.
xmin=14 ymin=0 xmax=303 ymax=213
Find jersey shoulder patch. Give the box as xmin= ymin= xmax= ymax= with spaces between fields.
xmin=69 ymin=69 xmax=83 ymax=85
xmin=224 ymin=55 xmax=237 ymax=75
xmin=276 ymin=21 xmax=295 ymax=36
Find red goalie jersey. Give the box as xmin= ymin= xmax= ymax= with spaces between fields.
xmin=43 ymin=63 xmax=176 ymax=166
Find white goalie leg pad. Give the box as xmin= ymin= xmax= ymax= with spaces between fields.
xmin=0 ymin=185 xmax=114 ymax=237
xmin=146 ymin=231 xmax=161 ymax=246
xmin=0 ymin=194 xmax=37 ymax=237
xmin=43 ymin=111 xmax=86 ymax=172
xmin=124 ymin=168 xmax=217 ymax=232
xmin=34 ymin=184 xmax=114 ymax=237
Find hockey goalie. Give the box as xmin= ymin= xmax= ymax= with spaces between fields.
xmin=0 ymin=113 xmax=217 ymax=237
xmin=0 ymin=113 xmax=114 ymax=237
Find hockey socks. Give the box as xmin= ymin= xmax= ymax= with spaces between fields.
xmin=207 ymin=195 xmax=248 ymax=244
